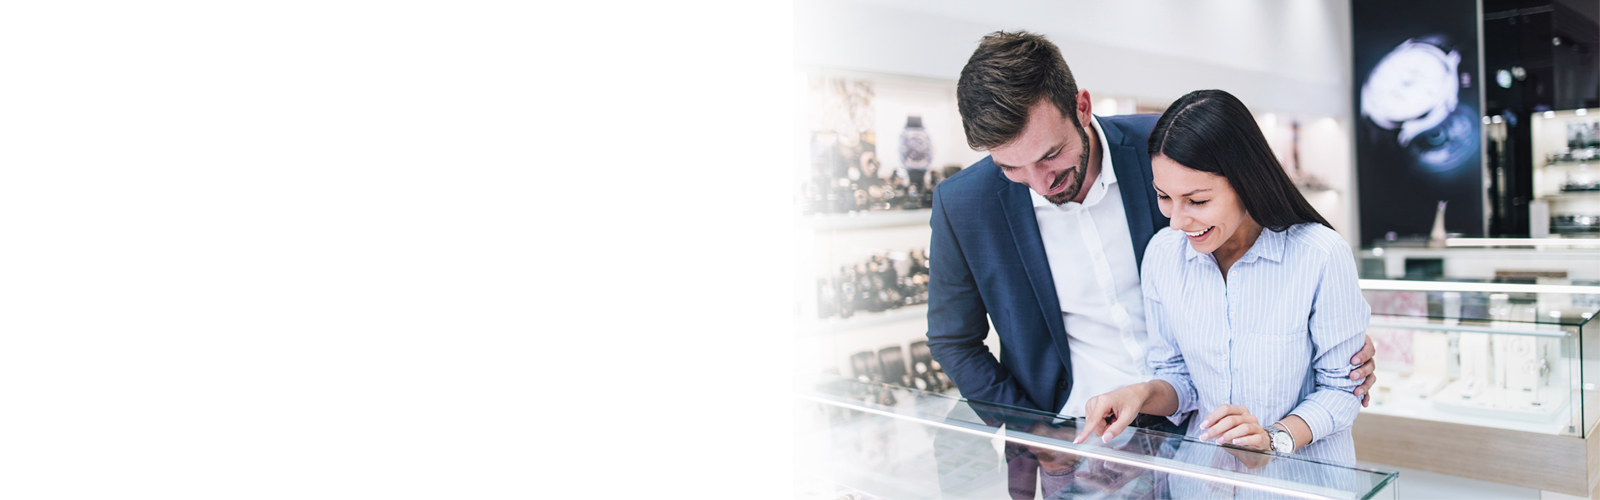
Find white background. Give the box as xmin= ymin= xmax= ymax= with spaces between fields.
xmin=0 ymin=1 xmax=792 ymax=498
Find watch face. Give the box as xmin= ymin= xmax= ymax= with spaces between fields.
xmin=1362 ymin=41 xmax=1458 ymax=126
xmin=1272 ymin=430 xmax=1293 ymax=453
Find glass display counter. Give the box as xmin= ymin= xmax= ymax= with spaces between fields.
xmin=797 ymin=377 xmax=1398 ymax=500
xmin=1357 ymin=278 xmax=1600 ymax=495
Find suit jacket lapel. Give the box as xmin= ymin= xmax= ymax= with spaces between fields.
xmin=1102 ymin=118 xmax=1161 ymax=270
xmin=997 ymin=177 xmax=1074 ymax=374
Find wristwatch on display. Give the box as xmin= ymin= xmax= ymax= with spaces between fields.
xmin=1269 ymin=423 xmax=1294 ymax=454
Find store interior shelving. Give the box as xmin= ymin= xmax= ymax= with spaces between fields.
xmin=1531 ymin=110 xmax=1600 ymax=236
xmin=796 ymin=209 xmax=933 ymax=231
xmin=795 ymin=205 xmax=990 ymax=387
xmin=799 ymin=304 xmax=928 ymax=338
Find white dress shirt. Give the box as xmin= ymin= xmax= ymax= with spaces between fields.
xmin=1030 ymin=116 xmax=1152 ymax=418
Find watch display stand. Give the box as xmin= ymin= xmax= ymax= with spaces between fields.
xmin=907 ymin=340 xmax=952 ymax=393
xmin=1372 ymin=330 xmax=1450 ymax=406
xmin=1432 ymin=333 xmax=1567 ymax=423
xmin=877 ymin=345 xmax=909 ymax=388
xmin=850 ymin=350 xmax=882 ymax=383
xmin=1453 ymin=332 xmax=1492 ymax=396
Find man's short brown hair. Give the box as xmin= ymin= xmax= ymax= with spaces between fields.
xmin=956 ymin=31 xmax=1081 ymax=151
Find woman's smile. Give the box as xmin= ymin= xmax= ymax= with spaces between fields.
xmin=1184 ymin=226 xmax=1215 ymax=242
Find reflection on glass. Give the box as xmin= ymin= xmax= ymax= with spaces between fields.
xmin=798 ymin=377 xmax=1398 ymax=500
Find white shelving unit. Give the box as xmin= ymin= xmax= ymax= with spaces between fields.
xmin=796 ymin=209 xmax=933 ymax=231
xmin=1530 ymin=111 xmax=1600 ymax=235
xmin=794 ymin=209 xmax=937 ymax=379
xmin=798 ymin=304 xmax=928 ymax=338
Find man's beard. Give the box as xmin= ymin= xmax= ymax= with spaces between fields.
xmin=1045 ymin=125 xmax=1093 ymax=205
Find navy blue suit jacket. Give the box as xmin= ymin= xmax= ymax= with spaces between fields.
xmin=926 ymin=114 xmax=1170 ymax=415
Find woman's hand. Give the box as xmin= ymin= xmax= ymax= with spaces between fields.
xmin=1074 ymin=383 xmax=1151 ymax=444
xmin=1197 ymin=404 xmax=1270 ymax=451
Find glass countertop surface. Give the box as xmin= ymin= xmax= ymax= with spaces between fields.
xmin=797 ymin=377 xmax=1397 ymax=500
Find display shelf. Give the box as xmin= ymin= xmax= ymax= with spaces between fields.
xmin=1367 ymin=320 xmax=1570 ymax=337
xmin=797 ymin=209 xmax=932 ymax=230
xmin=1357 ymin=246 xmax=1600 ymax=280
xmin=1439 ymin=237 xmax=1600 ymax=248
xmin=1544 ymin=191 xmax=1600 ymax=199
xmin=1361 ymin=381 xmax=1572 ymax=435
xmin=800 ymin=304 xmax=927 ymax=337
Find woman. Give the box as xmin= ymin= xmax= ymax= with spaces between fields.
xmin=1073 ymin=89 xmax=1369 ymax=465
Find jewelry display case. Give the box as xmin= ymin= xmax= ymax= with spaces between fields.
xmin=798 ymin=377 xmax=1399 ymax=500
xmin=1356 ymin=278 xmax=1600 ymax=495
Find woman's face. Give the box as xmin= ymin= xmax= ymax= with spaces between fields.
xmin=1151 ymin=155 xmax=1254 ymax=255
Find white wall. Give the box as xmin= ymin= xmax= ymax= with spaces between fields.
xmin=795 ymin=0 xmax=1352 ymax=117
xmin=870 ymin=76 xmax=988 ymax=172
xmin=796 ymin=0 xmax=1361 ymax=246
xmin=1299 ymin=117 xmax=1355 ymax=235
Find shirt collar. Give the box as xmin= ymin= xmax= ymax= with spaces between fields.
xmin=1182 ymin=226 xmax=1287 ymax=264
xmin=1030 ymin=115 xmax=1114 ymax=209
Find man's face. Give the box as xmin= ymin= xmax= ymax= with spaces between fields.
xmin=989 ymin=98 xmax=1093 ymax=205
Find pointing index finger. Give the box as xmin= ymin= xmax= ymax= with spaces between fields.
xmin=1076 ymin=403 xmax=1108 ymax=444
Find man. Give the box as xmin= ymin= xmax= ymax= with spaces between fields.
xmin=925 ymin=31 xmax=1377 ymax=497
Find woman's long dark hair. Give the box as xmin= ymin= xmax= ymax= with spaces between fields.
xmin=1148 ymin=89 xmax=1332 ymax=232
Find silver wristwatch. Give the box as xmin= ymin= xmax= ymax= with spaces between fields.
xmin=1268 ymin=424 xmax=1294 ymax=453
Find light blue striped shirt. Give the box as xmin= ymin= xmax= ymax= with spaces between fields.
xmin=1143 ymin=223 xmax=1369 ymax=465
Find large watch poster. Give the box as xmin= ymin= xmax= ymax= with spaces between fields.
xmin=1353 ymin=0 xmax=1484 ymax=245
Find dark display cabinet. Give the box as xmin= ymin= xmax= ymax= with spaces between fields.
xmin=1484 ymin=0 xmax=1600 ymax=236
